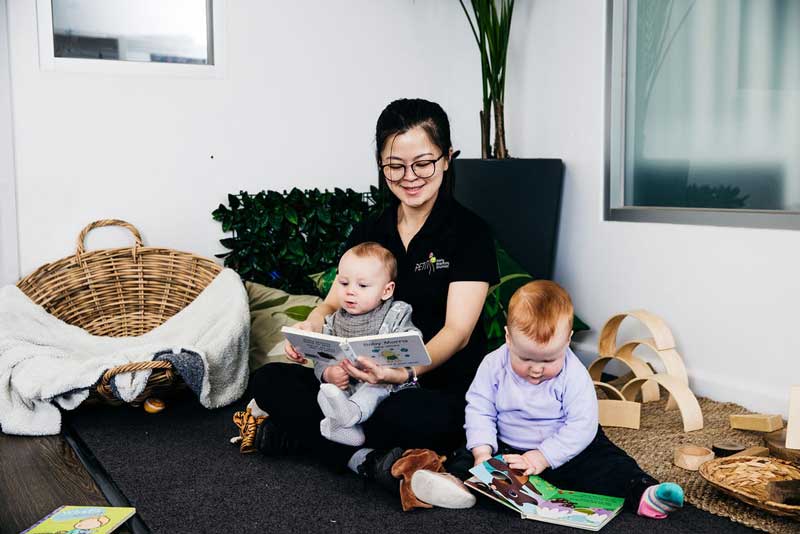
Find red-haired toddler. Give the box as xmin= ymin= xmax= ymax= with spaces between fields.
xmin=461 ymin=280 xmax=683 ymax=519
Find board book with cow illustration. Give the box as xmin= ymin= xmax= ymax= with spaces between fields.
xmin=281 ymin=326 xmax=430 ymax=367
xmin=466 ymin=457 xmax=624 ymax=531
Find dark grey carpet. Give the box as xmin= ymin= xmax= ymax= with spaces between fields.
xmin=66 ymin=390 xmax=760 ymax=534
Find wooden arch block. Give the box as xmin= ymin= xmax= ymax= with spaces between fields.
xmin=598 ymin=400 xmax=641 ymax=429
xmin=588 ymin=354 xmax=661 ymax=403
xmin=621 ymin=374 xmax=704 ymax=432
xmin=786 ymin=385 xmax=800 ymax=449
xmin=594 ymin=381 xmax=641 ymax=429
xmin=615 ymin=338 xmax=689 ymax=411
xmin=594 ymin=381 xmax=626 ymax=400
xmin=598 ymin=310 xmax=676 ymax=357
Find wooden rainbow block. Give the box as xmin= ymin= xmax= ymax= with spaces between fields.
xmin=729 ymin=413 xmax=784 ymax=432
xmin=598 ymin=399 xmax=641 ymax=430
xmin=786 ymin=386 xmax=800 ymax=449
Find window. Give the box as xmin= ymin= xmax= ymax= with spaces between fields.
xmin=36 ymin=0 xmax=226 ymax=77
xmin=0 ymin=0 xmax=17 ymax=285
xmin=606 ymin=0 xmax=800 ymax=229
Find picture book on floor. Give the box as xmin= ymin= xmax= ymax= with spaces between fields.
xmin=22 ymin=505 xmax=136 ymax=534
xmin=467 ymin=457 xmax=624 ymax=531
xmin=281 ymin=326 xmax=431 ymax=368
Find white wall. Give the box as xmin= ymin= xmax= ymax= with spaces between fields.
xmin=7 ymin=0 xmax=480 ymax=274
xmin=0 ymin=0 xmax=18 ymax=286
xmin=7 ymin=0 xmax=798 ymax=414
xmin=508 ymin=0 xmax=799 ymax=415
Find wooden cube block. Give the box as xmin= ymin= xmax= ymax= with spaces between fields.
xmin=729 ymin=413 xmax=784 ymax=432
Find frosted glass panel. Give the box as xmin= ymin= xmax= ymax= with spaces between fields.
xmin=51 ymin=0 xmax=212 ymax=65
xmin=624 ymin=0 xmax=800 ymax=211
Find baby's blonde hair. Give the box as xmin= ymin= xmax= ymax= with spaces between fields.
xmin=507 ymin=280 xmax=574 ymax=344
xmin=346 ymin=242 xmax=398 ymax=281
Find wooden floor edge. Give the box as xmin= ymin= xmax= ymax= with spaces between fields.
xmin=63 ymin=425 xmax=152 ymax=534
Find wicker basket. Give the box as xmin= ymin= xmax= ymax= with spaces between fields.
xmin=699 ymin=456 xmax=800 ymax=519
xmin=16 ymin=219 xmax=222 ymax=405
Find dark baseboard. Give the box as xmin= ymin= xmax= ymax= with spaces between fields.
xmin=63 ymin=425 xmax=152 ymax=534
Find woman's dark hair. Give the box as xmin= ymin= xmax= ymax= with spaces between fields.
xmin=375 ymin=98 xmax=455 ymax=198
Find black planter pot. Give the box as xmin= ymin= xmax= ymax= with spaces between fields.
xmin=452 ymin=158 xmax=565 ymax=281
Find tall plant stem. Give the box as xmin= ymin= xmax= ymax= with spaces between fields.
xmin=493 ymin=99 xmax=508 ymax=158
xmin=460 ymin=0 xmax=514 ymax=159
xmin=480 ymin=110 xmax=490 ymax=158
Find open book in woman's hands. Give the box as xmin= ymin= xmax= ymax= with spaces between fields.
xmin=281 ymin=326 xmax=431 ymax=368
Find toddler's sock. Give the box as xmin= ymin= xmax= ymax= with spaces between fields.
xmin=638 ymin=483 xmax=684 ymax=519
xmin=319 ymin=383 xmax=362 ymax=426
xmin=320 ymin=417 xmax=366 ymax=446
xmin=246 ymin=398 xmax=269 ymax=418
xmin=347 ymin=447 xmax=374 ymax=474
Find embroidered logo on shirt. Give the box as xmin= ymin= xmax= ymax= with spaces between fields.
xmin=415 ymin=252 xmax=450 ymax=274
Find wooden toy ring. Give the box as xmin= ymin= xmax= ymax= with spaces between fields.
xmin=621 ymin=375 xmax=704 ymax=432
xmin=674 ymin=445 xmax=714 ymax=470
xmin=598 ymin=310 xmax=676 ymax=357
xmin=144 ymin=397 xmax=165 ymax=414
xmin=712 ymin=441 xmax=746 ymax=457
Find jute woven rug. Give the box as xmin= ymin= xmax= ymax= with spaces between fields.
xmin=604 ymin=396 xmax=797 ymax=533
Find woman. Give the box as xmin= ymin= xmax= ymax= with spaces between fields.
xmin=248 ymin=98 xmax=498 ymax=507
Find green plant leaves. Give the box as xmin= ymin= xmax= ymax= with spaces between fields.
xmin=212 ymin=188 xmax=385 ymax=295
xmin=460 ymin=0 xmax=515 ymax=158
xmin=308 ymin=267 xmax=338 ymax=296
xmin=484 ymin=241 xmax=590 ymax=351
xmin=285 ymin=206 xmax=299 ymax=225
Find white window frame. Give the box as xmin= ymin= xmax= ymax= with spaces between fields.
xmin=604 ymin=0 xmax=800 ymax=230
xmin=35 ymin=0 xmax=227 ymax=79
xmin=0 ymin=0 xmax=18 ymax=284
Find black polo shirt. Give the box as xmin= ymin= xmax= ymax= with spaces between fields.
xmin=344 ymin=194 xmax=499 ymax=396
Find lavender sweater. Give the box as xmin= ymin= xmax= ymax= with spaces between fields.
xmin=464 ymin=344 xmax=598 ymax=469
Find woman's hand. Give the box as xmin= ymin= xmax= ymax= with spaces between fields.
xmin=503 ymin=450 xmax=550 ymax=476
xmin=322 ymin=364 xmax=350 ymax=390
xmin=284 ymin=320 xmax=315 ymax=364
xmin=341 ymin=357 xmax=406 ymax=385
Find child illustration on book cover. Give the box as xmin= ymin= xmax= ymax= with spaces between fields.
xmin=33 ymin=507 xmax=111 ymax=534
xmin=58 ymin=515 xmax=110 ymax=534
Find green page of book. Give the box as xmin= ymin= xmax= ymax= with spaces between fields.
xmin=528 ymin=475 xmax=626 ymax=510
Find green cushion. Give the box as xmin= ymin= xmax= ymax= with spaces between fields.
xmin=484 ymin=242 xmax=589 ymax=351
xmin=246 ymin=281 xmax=320 ymax=372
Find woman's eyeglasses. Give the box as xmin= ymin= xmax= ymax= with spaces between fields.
xmin=380 ymin=154 xmax=445 ymax=182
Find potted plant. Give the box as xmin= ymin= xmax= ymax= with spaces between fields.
xmin=458 ymin=0 xmax=514 ymax=159
xmin=454 ymin=0 xmax=565 ymax=285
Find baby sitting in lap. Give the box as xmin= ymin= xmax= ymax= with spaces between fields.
xmin=313 ymin=242 xmax=421 ymax=446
